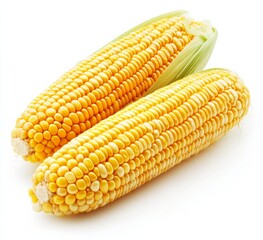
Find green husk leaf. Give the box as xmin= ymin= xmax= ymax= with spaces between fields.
xmin=145 ymin=19 xmax=218 ymax=95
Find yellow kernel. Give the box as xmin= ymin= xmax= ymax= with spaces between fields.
xmin=49 ymin=172 xmax=57 ymax=181
xmin=65 ymin=194 xmax=76 ymax=205
xmin=77 ymin=146 xmax=89 ymax=156
xmin=67 ymin=159 xmax=78 ymax=169
xmin=94 ymin=149 xmax=106 ymax=162
xmin=69 ymin=112 xmax=79 ymax=124
xmin=122 ymin=162 xmax=130 ymax=174
xmin=90 ymin=180 xmax=100 ymax=192
xmin=78 ymin=162 xmax=88 ymax=173
xmin=76 ymin=179 xmax=87 ymax=190
xmin=69 ymin=204 xmax=78 ymax=212
xmin=86 ymin=197 xmax=94 ymax=205
xmin=54 ymin=113 xmax=63 ymax=122
xmin=108 ymin=157 xmax=119 ymax=170
xmin=83 ymin=175 xmax=91 ymax=187
xmin=47 ymin=140 xmax=55 ymax=148
xmin=29 ymin=139 xmax=37 ymax=148
xmin=42 ymin=202 xmax=53 ymax=213
xmin=59 ymin=204 xmax=69 ymax=212
xmin=108 ymin=180 xmax=116 ymax=191
xmin=39 ymin=121 xmax=49 ymax=131
xmin=33 ymin=124 xmax=42 ymax=132
xmin=57 ymin=157 xmax=67 ymax=166
xmin=88 ymin=172 xmax=97 ymax=181
xmin=65 ymin=171 xmax=76 ymax=183
xmin=113 ymin=139 xmax=125 ymax=149
xmin=113 ymin=176 xmax=121 ymax=189
xmin=76 ymin=190 xmax=86 ymax=200
xmin=77 ymin=199 xmax=86 ymax=206
xmin=36 ymin=112 xmax=45 ymax=121
xmin=47 ymin=117 xmax=54 ymax=124
xmin=72 ymin=166 xmax=84 ymax=179
xmin=23 ymin=122 xmax=33 ymax=131
xmin=117 ymin=167 xmax=124 ymax=177
xmin=67 ymin=184 xmax=78 ymax=194
xmin=126 ymin=146 xmax=134 ymax=159
xmin=67 ymin=131 xmax=76 ymax=141
xmin=36 ymin=172 xmax=44 ymax=182
xmin=57 ymin=166 xmax=69 ymax=177
xmin=62 ymin=123 xmax=71 ymax=132
xmin=102 ymin=145 xmax=112 ymax=158
xmin=84 ymin=158 xmax=94 ymax=170
xmin=93 ymin=167 xmax=100 ymax=177
xmin=79 ymin=204 xmax=89 ymax=212
xmin=46 ymin=108 xmax=56 ymax=117
xmin=48 ymin=182 xmax=57 ymax=193
xmin=94 ymin=191 xmax=103 ymax=201
xmin=75 ymin=154 xmax=84 ymax=163
xmin=49 ymin=124 xmax=58 ymax=135
xmin=35 ymin=143 xmax=45 ymax=152
xmin=30 ymin=193 xmax=38 ymax=204
xmin=103 ymin=193 xmax=110 ymax=204
xmin=98 ymin=164 xmax=108 ymax=178
xmin=44 ymin=147 xmax=52 ymax=154
xmin=108 ymin=142 xmax=119 ymax=153
xmin=119 ymin=149 xmax=129 ymax=162
xmin=51 ymin=135 xmax=60 ymax=146
xmin=84 ymin=142 xmax=95 ymax=152
xmin=53 ymin=195 xmax=64 ymax=205
xmin=50 ymin=163 xmax=60 ymax=173
xmin=28 ymin=115 xmax=39 ymax=124
xmin=42 ymin=139 xmax=48 ymax=146
xmin=34 ymin=132 xmax=43 ymax=143
xmin=60 ymin=138 xmax=68 ymax=146
xmin=129 ymin=160 xmax=136 ymax=170
xmin=68 ymin=148 xmax=78 ymax=158
xmin=57 ymin=187 xmax=67 ymax=196
xmin=56 ymin=177 xmax=67 ymax=188
xmin=117 ymin=134 xmax=131 ymax=146
xmin=100 ymin=180 xmax=108 ymax=193
xmin=72 ymin=100 xmax=82 ymax=111
xmin=27 ymin=129 xmax=37 ymax=138
xmin=35 ymin=151 xmax=47 ymax=161
xmin=114 ymin=154 xmax=125 ymax=165
xmin=59 ymin=106 xmax=69 ymax=117
xmin=18 ymin=129 xmax=27 ymax=139
xmin=89 ymin=153 xmax=100 ymax=165
xmin=105 ymin=162 xmax=114 ymax=174
xmin=86 ymin=191 xmax=94 ymax=200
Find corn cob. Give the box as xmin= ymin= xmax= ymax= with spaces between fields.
xmin=11 ymin=11 xmax=217 ymax=163
xmin=29 ymin=69 xmax=250 ymax=216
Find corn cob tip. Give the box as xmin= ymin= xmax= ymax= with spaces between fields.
xmin=29 ymin=182 xmax=52 ymax=213
xmin=11 ymin=138 xmax=31 ymax=157
xmin=35 ymin=182 xmax=50 ymax=203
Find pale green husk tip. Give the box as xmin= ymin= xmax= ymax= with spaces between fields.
xmin=145 ymin=13 xmax=218 ymax=95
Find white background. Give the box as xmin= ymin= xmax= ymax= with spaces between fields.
xmin=0 ymin=0 xmax=262 ymax=239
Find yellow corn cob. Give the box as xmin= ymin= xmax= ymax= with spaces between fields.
xmin=29 ymin=69 xmax=250 ymax=216
xmin=11 ymin=11 xmax=217 ymax=163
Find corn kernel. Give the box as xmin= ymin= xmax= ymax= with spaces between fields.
xmin=90 ymin=180 xmax=100 ymax=192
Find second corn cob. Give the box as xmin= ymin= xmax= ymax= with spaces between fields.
xmin=29 ymin=69 xmax=250 ymax=216
xmin=11 ymin=11 xmax=217 ymax=162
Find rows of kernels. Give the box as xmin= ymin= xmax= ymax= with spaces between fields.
xmin=30 ymin=69 xmax=250 ymax=215
xmin=13 ymin=16 xmax=194 ymax=162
